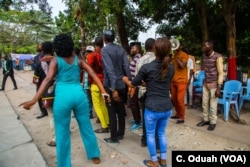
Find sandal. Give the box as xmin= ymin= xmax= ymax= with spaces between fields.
xmin=143 ymin=160 xmax=159 ymax=167
xmin=92 ymin=157 xmax=100 ymax=164
xmin=157 ymin=157 xmax=167 ymax=167
xmin=47 ymin=141 xmax=56 ymax=147
xmin=94 ymin=127 xmax=109 ymax=133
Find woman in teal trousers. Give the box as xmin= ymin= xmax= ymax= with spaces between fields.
xmin=20 ymin=34 xmax=110 ymax=167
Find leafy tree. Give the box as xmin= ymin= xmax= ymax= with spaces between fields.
xmin=134 ymin=0 xmax=249 ymax=74
xmin=235 ymin=0 xmax=250 ymax=72
xmin=58 ymin=0 xmax=148 ymax=48
xmin=0 ymin=0 xmax=52 ymax=16
xmin=0 ymin=10 xmax=56 ymax=54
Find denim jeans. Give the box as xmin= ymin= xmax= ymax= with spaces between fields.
xmin=144 ymin=108 xmax=172 ymax=161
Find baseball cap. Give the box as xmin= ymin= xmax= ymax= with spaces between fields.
xmin=86 ymin=45 xmax=95 ymax=52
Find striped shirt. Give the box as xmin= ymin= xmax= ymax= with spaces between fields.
xmin=129 ymin=54 xmax=141 ymax=79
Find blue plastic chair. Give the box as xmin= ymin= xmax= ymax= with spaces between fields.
xmin=193 ymin=70 xmax=205 ymax=88
xmin=217 ymin=80 xmax=242 ymax=121
xmin=239 ymin=78 xmax=250 ymax=111
xmin=192 ymin=70 xmax=205 ymax=107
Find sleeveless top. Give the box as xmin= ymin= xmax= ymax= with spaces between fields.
xmin=56 ymin=56 xmax=81 ymax=85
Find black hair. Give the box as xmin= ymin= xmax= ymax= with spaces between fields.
xmin=103 ymin=30 xmax=115 ymax=42
xmin=123 ymin=45 xmax=130 ymax=54
xmin=204 ymin=40 xmax=214 ymax=48
xmin=53 ymin=34 xmax=74 ymax=57
xmin=94 ymin=36 xmax=104 ymax=48
xmin=182 ymin=48 xmax=190 ymax=54
xmin=74 ymin=47 xmax=81 ymax=56
xmin=42 ymin=41 xmax=53 ymax=55
xmin=145 ymin=38 xmax=155 ymax=52
xmin=132 ymin=44 xmax=142 ymax=54
xmin=4 ymin=54 xmax=9 ymax=60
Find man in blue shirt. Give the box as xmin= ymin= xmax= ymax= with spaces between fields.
xmin=101 ymin=29 xmax=131 ymax=143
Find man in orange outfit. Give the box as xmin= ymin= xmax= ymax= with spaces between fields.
xmin=170 ymin=42 xmax=189 ymax=124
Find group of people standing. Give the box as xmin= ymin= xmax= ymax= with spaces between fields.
xmin=19 ymin=29 xmax=223 ymax=167
xmin=168 ymin=39 xmax=223 ymax=133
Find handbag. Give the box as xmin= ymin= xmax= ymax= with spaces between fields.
xmin=33 ymin=76 xmax=39 ymax=84
xmin=42 ymin=98 xmax=54 ymax=108
xmin=41 ymin=80 xmax=55 ymax=108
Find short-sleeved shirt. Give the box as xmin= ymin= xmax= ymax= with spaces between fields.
xmin=87 ymin=50 xmax=104 ymax=84
xmin=171 ymin=50 xmax=189 ymax=83
xmin=187 ymin=57 xmax=194 ymax=82
xmin=189 ymin=55 xmax=196 ymax=72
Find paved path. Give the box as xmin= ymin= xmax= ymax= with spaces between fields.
xmin=0 ymin=69 xmax=250 ymax=167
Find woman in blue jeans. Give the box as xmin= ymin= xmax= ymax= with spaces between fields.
xmin=123 ymin=37 xmax=174 ymax=167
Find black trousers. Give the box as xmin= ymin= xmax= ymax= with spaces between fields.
xmin=105 ymin=87 xmax=127 ymax=140
xmin=128 ymin=87 xmax=141 ymax=124
xmin=1 ymin=72 xmax=17 ymax=90
xmin=36 ymin=84 xmax=48 ymax=115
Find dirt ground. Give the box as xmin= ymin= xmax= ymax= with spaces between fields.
xmin=2 ymin=70 xmax=250 ymax=167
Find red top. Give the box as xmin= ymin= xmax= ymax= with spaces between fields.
xmin=86 ymin=48 xmax=104 ymax=84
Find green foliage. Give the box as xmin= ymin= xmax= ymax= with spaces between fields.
xmin=0 ymin=0 xmax=52 ymax=16
xmin=235 ymin=0 xmax=250 ymax=71
xmin=1 ymin=0 xmax=250 ymax=72
xmin=0 ymin=0 xmax=13 ymax=10
xmin=0 ymin=9 xmax=56 ymax=54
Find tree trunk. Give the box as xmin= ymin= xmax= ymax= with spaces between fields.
xmin=75 ymin=7 xmax=86 ymax=51
xmin=79 ymin=21 xmax=85 ymax=49
xmin=195 ymin=0 xmax=209 ymax=42
xmin=115 ymin=13 xmax=129 ymax=47
xmin=222 ymin=0 xmax=237 ymax=80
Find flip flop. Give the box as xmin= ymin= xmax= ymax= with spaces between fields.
xmin=47 ymin=141 xmax=56 ymax=147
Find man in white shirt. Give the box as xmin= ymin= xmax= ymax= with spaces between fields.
xmin=184 ymin=50 xmax=195 ymax=108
